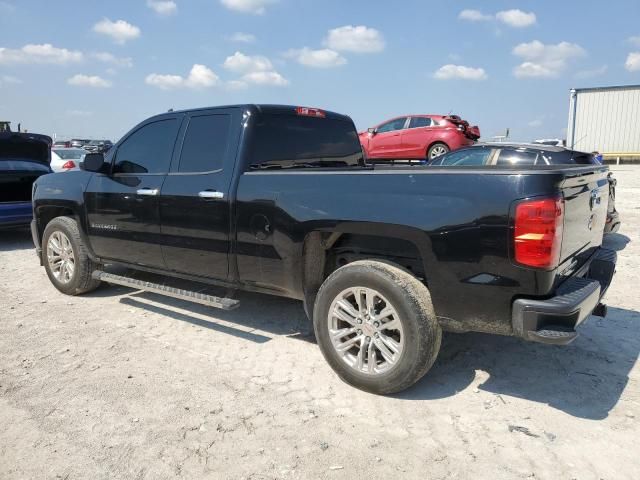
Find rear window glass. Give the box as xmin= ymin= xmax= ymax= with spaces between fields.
xmin=496 ymin=150 xmax=539 ymax=166
xmin=248 ymin=114 xmax=363 ymax=170
xmin=433 ymin=148 xmax=491 ymax=166
xmin=53 ymin=149 xmax=86 ymax=159
xmin=542 ymin=150 xmax=597 ymax=165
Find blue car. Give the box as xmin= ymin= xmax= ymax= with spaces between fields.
xmin=1 ymin=131 xmax=52 ymax=229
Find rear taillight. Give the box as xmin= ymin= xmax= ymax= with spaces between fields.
xmin=514 ymin=197 xmax=564 ymax=269
xmin=61 ymin=160 xmax=76 ymax=170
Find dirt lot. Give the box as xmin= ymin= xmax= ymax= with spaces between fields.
xmin=1 ymin=166 xmax=639 ymax=480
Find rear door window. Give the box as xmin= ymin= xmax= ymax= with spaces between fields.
xmin=178 ymin=114 xmax=232 ymax=173
xmin=248 ymin=114 xmax=363 ymax=170
xmin=409 ymin=117 xmax=432 ymax=128
xmin=114 ymin=119 xmax=179 ymax=174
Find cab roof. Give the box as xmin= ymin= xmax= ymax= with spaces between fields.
xmin=153 ymin=104 xmax=353 ymax=122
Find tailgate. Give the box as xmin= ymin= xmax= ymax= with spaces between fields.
xmin=558 ymin=168 xmax=609 ymax=270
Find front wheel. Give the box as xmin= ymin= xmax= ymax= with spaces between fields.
xmin=313 ymin=260 xmax=442 ymax=394
xmin=427 ymin=142 xmax=449 ymax=160
xmin=42 ymin=216 xmax=101 ymax=295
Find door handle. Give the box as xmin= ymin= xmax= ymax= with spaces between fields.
xmin=136 ymin=188 xmax=159 ymax=196
xmin=198 ymin=190 xmax=224 ymax=199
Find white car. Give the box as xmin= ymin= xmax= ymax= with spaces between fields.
xmin=51 ymin=148 xmax=86 ymax=172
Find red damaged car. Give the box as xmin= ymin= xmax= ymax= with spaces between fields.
xmin=359 ymin=114 xmax=480 ymax=161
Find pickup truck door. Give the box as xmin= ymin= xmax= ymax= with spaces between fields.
xmin=159 ymin=109 xmax=241 ymax=280
xmin=84 ymin=116 xmax=181 ymax=268
xmin=367 ymin=117 xmax=408 ymax=159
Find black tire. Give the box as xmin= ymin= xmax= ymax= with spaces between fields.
xmin=313 ymin=260 xmax=442 ymax=394
xmin=427 ymin=142 xmax=449 ymax=160
xmin=42 ymin=216 xmax=101 ymax=295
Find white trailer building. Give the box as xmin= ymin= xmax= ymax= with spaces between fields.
xmin=567 ymin=84 xmax=640 ymax=161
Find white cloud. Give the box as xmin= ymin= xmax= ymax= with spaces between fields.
xmin=285 ymin=48 xmax=347 ymax=68
xmin=459 ymin=9 xmax=536 ymax=28
xmin=496 ymin=9 xmax=536 ymax=28
xmin=67 ymin=74 xmax=112 ymax=88
xmin=626 ymin=52 xmax=640 ymax=72
xmin=145 ymin=73 xmax=183 ymax=90
xmin=513 ymin=40 xmax=586 ymax=78
xmin=184 ymin=64 xmax=220 ymax=88
xmin=222 ymin=51 xmax=288 ymax=86
xmin=93 ymin=18 xmax=141 ymax=44
xmin=145 ymin=64 xmax=220 ymax=89
xmin=220 ymin=0 xmax=276 ymax=15
xmin=324 ymin=25 xmax=385 ymax=53
xmin=458 ymin=9 xmax=492 ymax=22
xmin=223 ymin=51 xmax=273 ymax=73
xmin=528 ymin=119 xmax=543 ymax=128
xmin=241 ymin=70 xmax=288 ymax=86
xmin=0 ymin=43 xmax=83 ymax=65
xmin=627 ymin=36 xmax=640 ymax=47
xmin=147 ymin=0 xmax=177 ymax=16
xmin=434 ymin=64 xmax=487 ymax=81
xmin=92 ymin=52 xmax=133 ymax=68
xmin=513 ymin=62 xmax=556 ymax=78
xmin=575 ymin=65 xmax=608 ymax=79
xmin=228 ymin=32 xmax=256 ymax=43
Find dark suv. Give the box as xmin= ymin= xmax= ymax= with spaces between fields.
xmin=84 ymin=139 xmax=113 ymax=153
xmin=429 ymin=143 xmax=620 ymax=234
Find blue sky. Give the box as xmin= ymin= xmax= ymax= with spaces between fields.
xmin=1 ymin=0 xmax=639 ymax=141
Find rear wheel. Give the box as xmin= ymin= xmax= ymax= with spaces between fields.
xmin=428 ymin=142 xmax=449 ymax=160
xmin=43 ymin=217 xmax=101 ymax=295
xmin=313 ymin=260 xmax=442 ymax=394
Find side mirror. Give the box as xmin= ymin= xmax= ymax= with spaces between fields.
xmin=82 ymin=153 xmax=106 ymax=172
xmin=367 ymin=127 xmax=376 ymax=135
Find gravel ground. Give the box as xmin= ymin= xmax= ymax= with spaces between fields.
xmin=1 ymin=166 xmax=639 ymax=480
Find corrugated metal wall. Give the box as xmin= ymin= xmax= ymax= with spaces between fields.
xmin=567 ymin=85 xmax=640 ymax=154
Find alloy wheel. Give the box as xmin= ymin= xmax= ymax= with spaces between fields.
xmin=327 ymin=287 xmax=404 ymax=375
xmin=47 ymin=231 xmax=75 ymax=284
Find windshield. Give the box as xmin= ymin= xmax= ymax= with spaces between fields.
xmin=53 ymin=148 xmax=86 ymax=159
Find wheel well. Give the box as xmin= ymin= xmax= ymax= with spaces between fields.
xmin=326 ymin=234 xmax=425 ymax=280
xmin=426 ymin=141 xmax=449 ymax=155
xmin=301 ymin=232 xmax=427 ymax=319
xmin=36 ymin=206 xmax=75 ymax=241
xmin=302 ymin=232 xmax=426 ymax=302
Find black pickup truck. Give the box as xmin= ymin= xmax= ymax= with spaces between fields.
xmin=31 ymin=105 xmax=616 ymax=394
